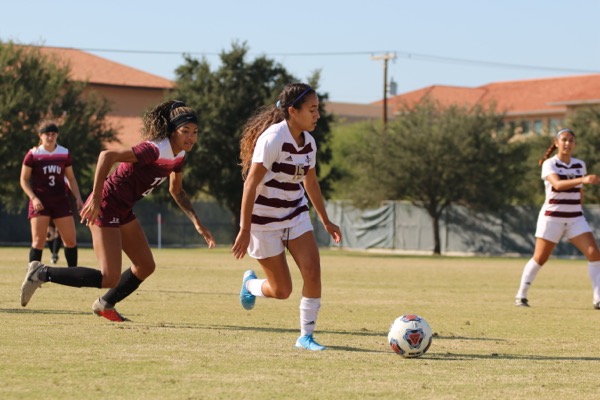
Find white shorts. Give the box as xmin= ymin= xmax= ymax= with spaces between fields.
xmin=535 ymin=215 xmax=591 ymax=243
xmin=247 ymin=215 xmax=314 ymax=259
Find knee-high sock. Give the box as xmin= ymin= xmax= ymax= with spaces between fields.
xmin=588 ymin=261 xmax=600 ymax=303
xmin=40 ymin=266 xmax=103 ymax=288
xmin=516 ymin=258 xmax=542 ymax=299
xmin=299 ymin=297 xmax=321 ymax=337
xmin=64 ymin=246 xmax=77 ymax=267
xmin=53 ymin=238 xmax=62 ymax=257
xmin=29 ymin=248 xmax=43 ymax=263
xmin=101 ymin=268 xmax=143 ymax=307
xmin=46 ymin=240 xmax=55 ymax=254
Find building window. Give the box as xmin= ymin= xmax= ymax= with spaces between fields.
xmin=521 ymin=120 xmax=531 ymax=134
xmin=534 ymin=120 xmax=543 ymax=135
xmin=549 ymin=118 xmax=559 ymax=134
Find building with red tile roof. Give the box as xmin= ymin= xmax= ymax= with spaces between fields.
xmin=375 ymin=74 xmax=600 ymax=135
xmin=37 ymin=46 xmax=174 ymax=149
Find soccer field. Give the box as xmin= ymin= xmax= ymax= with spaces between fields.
xmin=1 ymin=247 xmax=599 ymax=399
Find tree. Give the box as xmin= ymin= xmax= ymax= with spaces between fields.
xmin=0 ymin=41 xmax=118 ymax=211
xmin=565 ymin=106 xmax=600 ymax=202
xmin=336 ymin=97 xmax=530 ymax=255
xmin=170 ymin=42 xmax=335 ymax=236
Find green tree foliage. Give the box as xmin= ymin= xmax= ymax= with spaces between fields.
xmin=565 ymin=106 xmax=600 ymax=202
xmin=170 ymin=42 xmax=334 ymax=233
xmin=0 ymin=41 xmax=118 ymax=212
xmin=334 ymin=97 xmax=530 ymax=254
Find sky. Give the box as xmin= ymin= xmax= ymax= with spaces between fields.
xmin=1 ymin=0 xmax=599 ymax=104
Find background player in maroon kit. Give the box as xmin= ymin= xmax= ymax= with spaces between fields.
xmin=20 ymin=101 xmax=216 ymax=321
xmin=20 ymin=121 xmax=84 ymax=267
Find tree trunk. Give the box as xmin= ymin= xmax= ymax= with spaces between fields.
xmin=432 ymin=214 xmax=441 ymax=255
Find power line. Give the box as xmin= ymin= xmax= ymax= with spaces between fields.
xmin=46 ymin=45 xmax=599 ymax=74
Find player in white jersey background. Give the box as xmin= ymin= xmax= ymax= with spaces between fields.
xmin=232 ymin=83 xmax=342 ymax=351
xmin=20 ymin=121 xmax=84 ymax=268
xmin=515 ymin=128 xmax=600 ymax=309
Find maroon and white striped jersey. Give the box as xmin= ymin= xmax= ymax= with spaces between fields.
xmin=250 ymin=120 xmax=317 ymax=231
xmin=102 ymin=139 xmax=185 ymax=210
xmin=540 ymin=155 xmax=585 ymax=218
xmin=23 ymin=145 xmax=72 ymax=201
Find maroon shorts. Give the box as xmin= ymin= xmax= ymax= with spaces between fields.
xmin=84 ymin=195 xmax=136 ymax=227
xmin=28 ymin=197 xmax=73 ymax=219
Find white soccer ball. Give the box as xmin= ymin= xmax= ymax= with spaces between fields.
xmin=388 ymin=314 xmax=433 ymax=358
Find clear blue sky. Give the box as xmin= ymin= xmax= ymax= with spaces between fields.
xmin=1 ymin=0 xmax=598 ymax=103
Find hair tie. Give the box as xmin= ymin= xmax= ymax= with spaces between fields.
xmin=39 ymin=123 xmax=59 ymax=134
xmin=290 ymin=87 xmax=313 ymax=107
xmin=556 ymin=128 xmax=574 ymax=137
xmin=170 ymin=100 xmax=186 ymax=112
xmin=276 ymin=100 xmax=281 ymax=109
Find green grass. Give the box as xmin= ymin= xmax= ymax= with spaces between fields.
xmin=1 ymin=247 xmax=599 ymax=399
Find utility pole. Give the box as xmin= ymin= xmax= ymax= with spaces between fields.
xmin=371 ymin=52 xmax=396 ymax=127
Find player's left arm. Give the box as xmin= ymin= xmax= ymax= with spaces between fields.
xmin=169 ymin=170 xmax=216 ymax=248
xmin=303 ymin=168 xmax=342 ymax=244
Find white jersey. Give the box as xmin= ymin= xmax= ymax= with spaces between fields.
xmin=539 ymin=155 xmax=585 ymax=219
xmin=250 ymin=120 xmax=317 ymax=231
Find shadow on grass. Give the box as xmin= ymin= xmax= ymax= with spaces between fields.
xmin=0 ymin=307 xmax=89 ymax=316
xmin=426 ymin=352 xmax=600 ymax=361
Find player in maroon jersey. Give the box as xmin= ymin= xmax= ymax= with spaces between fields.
xmin=20 ymin=121 xmax=84 ymax=267
xmin=20 ymin=101 xmax=216 ymax=321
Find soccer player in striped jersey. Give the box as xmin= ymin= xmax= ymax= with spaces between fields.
xmin=232 ymin=83 xmax=342 ymax=350
xmin=515 ymin=128 xmax=600 ymax=309
xmin=21 ymin=101 xmax=216 ymax=321
xmin=20 ymin=122 xmax=84 ymax=268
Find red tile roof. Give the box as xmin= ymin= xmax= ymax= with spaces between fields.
xmin=383 ymin=74 xmax=600 ymax=117
xmin=37 ymin=46 xmax=173 ymax=89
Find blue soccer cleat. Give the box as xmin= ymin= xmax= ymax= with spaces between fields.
xmin=240 ymin=270 xmax=257 ymax=310
xmin=295 ymin=334 xmax=326 ymax=351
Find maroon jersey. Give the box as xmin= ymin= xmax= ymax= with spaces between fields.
xmin=102 ymin=139 xmax=185 ymax=211
xmin=23 ymin=145 xmax=72 ymax=202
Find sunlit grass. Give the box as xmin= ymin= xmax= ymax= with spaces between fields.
xmin=1 ymin=247 xmax=599 ymax=399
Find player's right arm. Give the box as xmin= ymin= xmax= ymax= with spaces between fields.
xmin=20 ymin=164 xmax=44 ymax=211
xmin=80 ymin=148 xmax=138 ymax=225
xmin=231 ymin=162 xmax=268 ymax=260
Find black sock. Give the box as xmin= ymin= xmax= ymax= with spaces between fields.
xmin=102 ymin=268 xmax=144 ymax=306
xmin=53 ymin=238 xmax=62 ymax=257
xmin=46 ymin=240 xmax=54 ymax=254
xmin=29 ymin=248 xmax=43 ymax=262
xmin=64 ymin=246 xmax=77 ymax=267
xmin=42 ymin=266 xmax=103 ymax=288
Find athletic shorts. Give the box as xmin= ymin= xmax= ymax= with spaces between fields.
xmin=247 ymin=214 xmax=314 ymax=259
xmin=28 ymin=197 xmax=73 ymax=219
xmin=535 ymin=215 xmax=591 ymax=243
xmin=84 ymin=195 xmax=136 ymax=227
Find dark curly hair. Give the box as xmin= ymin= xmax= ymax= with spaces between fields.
xmin=141 ymin=100 xmax=198 ymax=141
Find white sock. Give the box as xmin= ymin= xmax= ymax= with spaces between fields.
xmin=516 ymin=258 xmax=542 ymax=299
xmin=299 ymin=297 xmax=321 ymax=337
xmin=588 ymin=261 xmax=600 ymax=303
xmin=247 ymin=278 xmax=266 ymax=297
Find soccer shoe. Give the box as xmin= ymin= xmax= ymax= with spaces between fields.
xmin=514 ymin=298 xmax=530 ymax=307
xmin=295 ymin=334 xmax=326 ymax=351
xmin=20 ymin=261 xmax=45 ymax=307
xmin=240 ymin=269 xmax=257 ymax=310
xmin=92 ymin=298 xmax=129 ymax=322
xmin=51 ymin=255 xmax=58 ymax=264
xmin=593 ymin=302 xmax=600 ymax=310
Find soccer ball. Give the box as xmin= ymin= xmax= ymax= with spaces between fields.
xmin=388 ymin=314 xmax=433 ymax=358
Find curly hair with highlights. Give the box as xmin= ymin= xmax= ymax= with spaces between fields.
xmin=142 ymin=100 xmax=197 ymax=141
